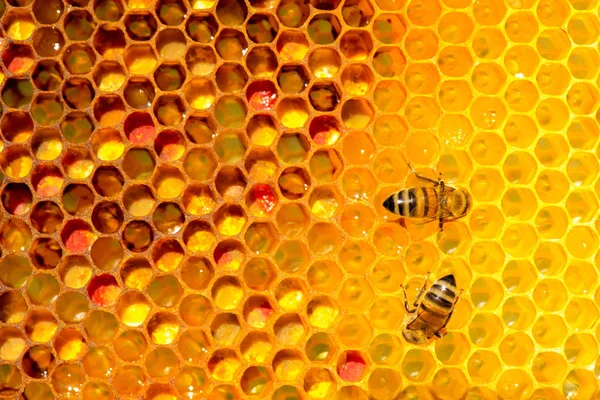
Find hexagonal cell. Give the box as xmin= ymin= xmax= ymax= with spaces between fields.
xmin=185 ymin=113 xmax=216 ymax=144
xmin=91 ymin=166 xmax=123 ymax=198
xmin=536 ymin=98 xmax=570 ymax=132
xmin=215 ymin=29 xmax=248 ymax=60
xmin=278 ymin=64 xmax=309 ymax=94
xmin=568 ymin=152 xmax=599 ymax=186
xmin=93 ymin=95 xmax=126 ymax=128
xmin=245 ymin=14 xmax=279 ymax=44
xmin=61 ymin=79 xmax=94 ymax=111
xmin=308 ymin=14 xmax=342 ymax=45
xmin=183 ymin=78 xmax=215 ymax=110
xmin=93 ymin=61 xmax=126 ymax=92
xmin=123 ymin=220 xmax=154 ymax=252
xmin=468 ymin=313 xmax=504 ymax=348
xmin=277 ymin=0 xmax=310 ymax=27
xmin=214 ymin=63 xmax=247 ymax=95
xmin=124 ymin=44 xmax=158 ymax=75
xmin=182 ymin=220 xmax=214 ymax=253
xmin=400 ymin=349 xmax=436 ymax=383
xmin=185 ymin=46 xmax=217 ymax=77
xmin=339 ymin=30 xmax=373 ymax=61
xmin=154 ymin=129 xmax=186 ymax=162
xmin=32 ymin=27 xmax=64 ymax=58
xmin=214 ymin=96 xmax=247 ymax=129
xmin=531 ymin=351 xmax=567 ymax=383
xmin=374 ymin=80 xmax=407 ymax=113
xmin=247 ymin=46 xmax=279 ymax=78
xmin=565 ymin=333 xmax=598 ymax=366
xmin=62 ymin=44 xmax=96 ymax=76
xmin=214 ymin=204 xmax=247 ymax=236
xmin=124 ymin=12 xmax=157 ymax=41
xmin=569 ymin=81 xmax=598 ymax=115
xmin=277 ymin=97 xmax=309 ymax=129
xmin=244 ymin=222 xmax=279 ymax=254
xmin=93 ymin=26 xmax=126 ymax=61
xmin=1 ymin=112 xmax=33 ymax=143
xmin=30 ymin=201 xmax=63 ymax=234
xmin=277 ymin=169 xmax=310 ymax=201
xmin=272 ymin=350 xmax=305 ymax=383
xmin=154 ymin=95 xmax=186 ymax=126
xmin=308 ymin=82 xmax=341 ymax=112
xmin=0 ymin=145 xmax=33 ymax=179
xmin=4 ymin=9 xmax=35 ymax=41
xmin=32 ymin=61 xmax=63 ymax=93
xmin=113 ymin=365 xmax=146 ymax=398
xmin=152 ymin=165 xmax=186 ymax=200
xmin=22 ymin=345 xmax=56 ymax=379
xmin=341 ymin=0 xmax=374 ymax=27
xmin=210 ymin=312 xmax=242 ymax=346
xmin=155 ymin=0 xmax=187 ymax=25
xmin=567 ymin=117 xmax=599 ymax=150
xmin=94 ymin=0 xmax=124 ymax=21
xmin=183 ymin=183 xmax=216 ymax=215
xmin=308 ymin=48 xmax=342 ymax=78
xmin=23 ymin=309 xmax=58 ymax=343
xmin=57 ymin=257 xmax=92 ymax=290
xmin=61 ymin=219 xmax=96 ymax=253
xmin=303 ymin=367 xmax=336 ymax=399
xmin=147 ymin=312 xmax=182 ymax=345
xmin=306 ymin=295 xmax=340 ymax=329
xmin=33 ymin=0 xmax=64 ymax=24
xmin=31 ymin=94 xmax=63 ymax=126
xmin=340 ymin=63 xmax=374 ymax=96
xmin=186 ymin=12 xmax=218 ymax=42
xmin=216 ymin=0 xmax=247 ymax=26
xmin=341 ymin=98 xmax=375 ymax=129
xmin=156 ymin=29 xmax=187 ymax=60
xmin=276 ymin=31 xmax=309 ymax=61
xmin=532 ymin=314 xmax=568 ymax=348
xmin=154 ymin=63 xmax=186 ymax=91
xmin=3 ymin=44 xmax=35 ymax=75
xmin=63 ymin=10 xmax=95 ymax=42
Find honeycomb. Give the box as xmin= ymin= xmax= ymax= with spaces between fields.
xmin=0 ymin=0 xmax=598 ymax=398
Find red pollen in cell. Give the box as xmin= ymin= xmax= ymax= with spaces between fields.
xmin=338 ymin=353 xmax=366 ymax=382
xmin=252 ymin=184 xmax=277 ymax=214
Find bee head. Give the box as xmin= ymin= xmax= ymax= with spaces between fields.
xmin=444 ymin=188 xmax=471 ymax=218
xmin=402 ymin=327 xmax=430 ymax=345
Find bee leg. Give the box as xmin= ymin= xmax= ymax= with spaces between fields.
xmin=439 ymin=218 xmax=444 ymax=232
xmin=407 ymin=161 xmax=441 ymax=187
xmin=400 ymin=285 xmax=417 ymax=313
xmin=412 ymin=273 xmax=429 ymax=307
xmin=434 ymin=328 xmax=448 ymax=338
xmin=454 ymin=289 xmax=464 ymax=305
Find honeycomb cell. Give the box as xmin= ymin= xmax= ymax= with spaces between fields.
xmin=468 ymin=313 xmax=504 ymax=347
xmin=247 ymin=46 xmax=278 ymax=77
xmin=124 ymin=44 xmax=158 ymax=75
xmin=565 ymin=333 xmax=598 ymax=366
xmin=471 ymin=63 xmax=506 ymax=95
xmin=124 ymin=12 xmax=157 ymax=41
xmin=276 ymin=31 xmax=309 ymax=62
xmin=0 ymin=328 xmax=26 ymax=361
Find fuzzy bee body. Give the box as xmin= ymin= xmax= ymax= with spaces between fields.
xmin=401 ymin=274 xmax=460 ymax=345
xmin=382 ymin=163 xmax=471 ymax=230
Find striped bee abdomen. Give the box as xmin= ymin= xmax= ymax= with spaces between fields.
xmin=383 ymin=187 xmax=438 ymax=219
xmin=420 ymin=274 xmax=457 ymax=316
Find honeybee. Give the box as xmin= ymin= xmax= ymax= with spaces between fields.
xmin=400 ymin=273 xmax=461 ymax=345
xmin=382 ymin=162 xmax=471 ymax=231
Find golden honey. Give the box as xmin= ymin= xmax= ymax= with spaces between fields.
xmin=0 ymin=0 xmax=598 ymax=398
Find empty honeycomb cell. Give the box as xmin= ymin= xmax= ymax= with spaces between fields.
xmin=564 ymin=333 xmax=598 ymax=366
xmin=471 ymin=63 xmax=506 ymax=95
xmin=568 ymin=47 xmax=600 ymax=79
xmin=566 ymin=298 xmax=598 ymax=331
xmin=502 ymin=295 xmax=536 ymax=329
xmin=467 ymin=350 xmax=501 ymax=384
xmin=336 ymin=314 xmax=373 ymax=347
xmin=470 ymin=277 xmax=504 ymax=310
xmin=496 ymin=369 xmax=533 ymax=399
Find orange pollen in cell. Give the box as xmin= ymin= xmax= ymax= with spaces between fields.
xmin=7 ymin=57 xmax=25 ymax=73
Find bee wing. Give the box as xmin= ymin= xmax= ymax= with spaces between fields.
xmin=405 ymin=217 xmax=438 ymax=226
xmin=405 ymin=309 xmax=429 ymax=330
